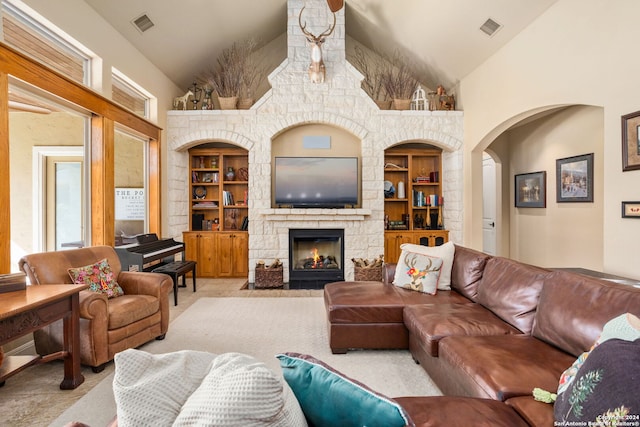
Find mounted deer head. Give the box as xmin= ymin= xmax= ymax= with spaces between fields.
xmin=298 ymin=6 xmax=336 ymax=83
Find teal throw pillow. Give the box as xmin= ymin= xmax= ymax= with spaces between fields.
xmin=276 ymin=352 xmax=414 ymax=427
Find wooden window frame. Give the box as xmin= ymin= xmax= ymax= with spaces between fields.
xmin=0 ymin=42 xmax=163 ymax=272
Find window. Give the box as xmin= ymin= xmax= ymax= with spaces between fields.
xmin=112 ymin=69 xmax=152 ymax=119
xmin=1 ymin=0 xmax=92 ymax=85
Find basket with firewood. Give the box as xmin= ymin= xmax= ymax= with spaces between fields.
xmin=254 ymin=259 xmax=284 ymax=288
xmin=352 ymin=255 xmax=384 ymax=282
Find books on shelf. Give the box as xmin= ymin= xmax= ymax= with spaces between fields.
xmin=0 ymin=272 xmax=27 ymax=293
xmin=223 ymin=190 xmax=234 ymax=206
xmin=193 ymin=201 xmax=218 ymax=208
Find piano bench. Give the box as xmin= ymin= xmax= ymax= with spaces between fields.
xmin=152 ymin=261 xmax=197 ymax=306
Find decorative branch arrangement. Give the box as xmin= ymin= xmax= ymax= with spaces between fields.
xmin=380 ymin=50 xmax=418 ymax=101
xmin=350 ymin=45 xmax=389 ymax=103
xmin=201 ymin=37 xmax=267 ymax=103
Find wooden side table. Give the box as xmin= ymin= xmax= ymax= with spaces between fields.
xmin=0 ymin=284 xmax=87 ymax=389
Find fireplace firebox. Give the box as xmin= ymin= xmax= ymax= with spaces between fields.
xmin=288 ymin=229 xmax=344 ymax=289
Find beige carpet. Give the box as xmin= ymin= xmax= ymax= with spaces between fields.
xmin=50 ymin=296 xmax=441 ymax=426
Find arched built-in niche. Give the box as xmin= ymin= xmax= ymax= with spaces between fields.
xmin=271 ymin=123 xmax=361 ymax=208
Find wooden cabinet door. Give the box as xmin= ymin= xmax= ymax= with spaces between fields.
xmin=198 ymin=233 xmax=217 ymax=276
xmin=384 ymin=232 xmax=413 ymax=263
xmin=412 ymin=230 xmax=449 ymax=247
xmin=183 ymin=232 xmax=216 ymax=277
xmin=215 ymin=232 xmax=234 ymax=277
xmin=231 ymin=232 xmax=248 ymax=276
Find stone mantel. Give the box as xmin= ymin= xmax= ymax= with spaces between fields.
xmin=259 ymin=208 xmax=372 ymax=222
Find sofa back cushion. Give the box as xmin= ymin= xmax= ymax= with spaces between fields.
xmin=532 ymin=270 xmax=640 ymax=357
xmin=19 ymin=245 xmax=123 ymax=285
xmin=450 ymin=245 xmax=492 ymax=301
xmin=475 ymin=257 xmax=549 ymax=334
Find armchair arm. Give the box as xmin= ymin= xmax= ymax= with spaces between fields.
xmin=78 ymin=289 xmax=109 ymax=320
xmin=383 ymin=263 xmax=397 ymax=285
xmin=118 ymin=271 xmax=173 ymax=335
xmin=117 ymin=271 xmax=173 ymax=298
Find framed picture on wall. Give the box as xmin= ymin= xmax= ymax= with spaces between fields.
xmin=622 ymin=110 xmax=640 ymax=171
xmin=515 ymin=171 xmax=546 ymax=208
xmin=621 ymin=201 xmax=640 ymax=218
xmin=556 ymin=153 xmax=594 ymax=203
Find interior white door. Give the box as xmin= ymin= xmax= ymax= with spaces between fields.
xmin=482 ymin=154 xmax=497 ymax=255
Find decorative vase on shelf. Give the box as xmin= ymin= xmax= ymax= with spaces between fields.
xmin=225 ymin=166 xmax=235 ymax=181
xmin=397 ymin=181 xmax=405 ymax=199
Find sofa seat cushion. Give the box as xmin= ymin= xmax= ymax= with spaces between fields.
xmin=324 ymin=281 xmax=469 ymax=324
xmin=505 ymin=396 xmax=554 ymax=427
xmin=394 ymin=396 xmax=529 ymax=427
xmin=108 ymin=294 xmax=159 ymax=330
xmin=403 ymin=304 xmax=522 ymax=357
xmin=476 ymin=257 xmax=549 ymax=334
xmin=438 ymin=335 xmax=575 ymax=401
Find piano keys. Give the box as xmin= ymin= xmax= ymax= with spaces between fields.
xmin=115 ymin=233 xmax=185 ymax=272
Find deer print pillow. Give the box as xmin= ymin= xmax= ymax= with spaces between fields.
xmin=393 ymin=248 xmax=443 ymax=295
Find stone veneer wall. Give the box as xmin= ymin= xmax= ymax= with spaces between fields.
xmin=165 ymin=0 xmax=464 ymax=283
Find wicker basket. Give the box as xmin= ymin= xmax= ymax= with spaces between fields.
xmin=354 ymin=265 xmax=383 ymax=282
xmin=218 ymin=96 xmax=238 ymax=110
xmin=255 ymin=266 xmax=284 ymax=289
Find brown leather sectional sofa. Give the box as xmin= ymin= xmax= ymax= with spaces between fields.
xmin=324 ymin=245 xmax=640 ymax=426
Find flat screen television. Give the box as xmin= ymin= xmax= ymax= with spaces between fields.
xmin=274 ymin=157 xmax=359 ymax=208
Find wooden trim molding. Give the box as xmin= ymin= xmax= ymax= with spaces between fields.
xmin=0 ymin=72 xmax=10 ymax=273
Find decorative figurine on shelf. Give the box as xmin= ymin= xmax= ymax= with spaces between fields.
xmin=436 ymin=85 xmax=455 ymax=111
xmin=189 ymin=81 xmax=202 ymax=110
xmin=199 ymin=156 xmax=205 ymax=169
xmin=173 ymin=90 xmax=193 ymax=110
xmin=210 ymin=157 xmax=218 ymax=169
xmin=414 ymin=213 xmax=425 ymax=229
xmin=225 ymin=166 xmax=235 ymax=181
xmin=202 ymin=87 xmax=213 ymax=110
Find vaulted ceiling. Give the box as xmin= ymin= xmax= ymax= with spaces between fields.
xmin=84 ymin=0 xmax=557 ymax=93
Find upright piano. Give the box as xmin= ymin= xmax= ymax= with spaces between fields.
xmin=115 ymin=233 xmax=185 ymax=272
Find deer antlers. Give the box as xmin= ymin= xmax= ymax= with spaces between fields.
xmin=298 ymin=6 xmax=336 ymax=83
xmin=298 ymin=6 xmax=336 ymax=44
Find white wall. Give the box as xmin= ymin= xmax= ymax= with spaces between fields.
xmin=461 ymin=0 xmax=640 ymax=278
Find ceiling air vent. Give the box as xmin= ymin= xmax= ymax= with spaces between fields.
xmin=132 ymin=14 xmax=154 ymax=33
xmin=480 ymin=18 xmax=502 ymax=37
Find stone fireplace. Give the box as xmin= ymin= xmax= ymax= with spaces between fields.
xmin=165 ymin=0 xmax=464 ymax=284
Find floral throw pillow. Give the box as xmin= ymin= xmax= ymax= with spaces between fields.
xmin=68 ymin=258 xmax=124 ymax=298
xmin=393 ymin=249 xmax=443 ymax=295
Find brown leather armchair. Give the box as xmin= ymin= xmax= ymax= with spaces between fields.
xmin=19 ymin=245 xmax=172 ymax=372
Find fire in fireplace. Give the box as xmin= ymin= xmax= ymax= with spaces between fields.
xmin=289 ymin=229 xmax=344 ymax=289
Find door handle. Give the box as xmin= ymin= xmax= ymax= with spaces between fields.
xmin=489 ymin=222 xmax=495 ymax=227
